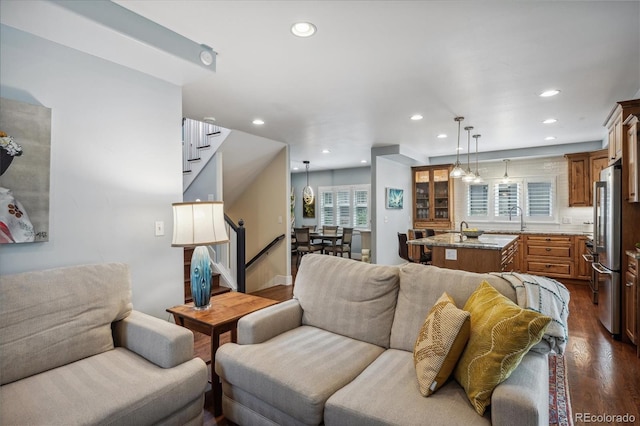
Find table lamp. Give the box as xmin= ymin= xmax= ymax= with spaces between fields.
xmin=172 ymin=201 xmax=229 ymax=309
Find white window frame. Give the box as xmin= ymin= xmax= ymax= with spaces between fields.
xmin=464 ymin=177 xmax=558 ymax=224
xmin=318 ymin=184 xmax=371 ymax=229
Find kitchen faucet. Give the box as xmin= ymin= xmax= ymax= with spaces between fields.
xmin=508 ymin=206 xmax=526 ymax=231
xmin=459 ymin=221 xmax=469 ymax=241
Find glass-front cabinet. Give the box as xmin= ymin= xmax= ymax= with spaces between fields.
xmin=412 ymin=164 xmax=454 ymax=230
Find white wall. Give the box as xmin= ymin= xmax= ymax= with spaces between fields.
xmin=0 ymin=25 xmax=184 ymax=319
xmin=451 ymin=156 xmax=594 ymax=234
xmin=373 ymin=157 xmax=413 ymax=265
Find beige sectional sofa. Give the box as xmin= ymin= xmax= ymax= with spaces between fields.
xmin=0 ymin=263 xmax=208 ymax=426
xmin=215 ymin=254 xmax=555 ymax=426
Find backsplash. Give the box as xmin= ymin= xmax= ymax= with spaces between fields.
xmin=452 ymin=155 xmax=594 ymax=235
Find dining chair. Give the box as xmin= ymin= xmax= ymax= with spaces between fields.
xmin=294 ymin=227 xmax=323 ymax=267
xmin=333 ymin=227 xmax=354 ymax=258
xmin=322 ymin=225 xmax=339 ymax=254
xmin=397 ymin=233 xmax=410 ymax=262
xmin=412 ymin=230 xmax=433 ymax=264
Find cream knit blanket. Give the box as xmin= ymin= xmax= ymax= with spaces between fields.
xmin=491 ymin=272 xmax=570 ymax=354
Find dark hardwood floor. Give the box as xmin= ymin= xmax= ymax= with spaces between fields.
xmin=199 ymin=258 xmax=640 ymax=425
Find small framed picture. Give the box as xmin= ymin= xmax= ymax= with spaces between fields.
xmin=386 ymin=188 xmax=404 ymax=209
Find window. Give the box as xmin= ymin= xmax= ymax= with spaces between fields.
xmin=526 ymin=180 xmax=554 ymax=219
xmin=494 ymin=182 xmax=522 ymax=218
xmin=319 ymin=185 xmax=370 ymax=229
xmin=467 ymin=184 xmax=489 ymax=217
xmin=465 ymin=177 xmax=557 ymax=222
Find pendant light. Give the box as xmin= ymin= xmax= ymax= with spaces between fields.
xmin=450 ymin=116 xmax=465 ymax=178
xmin=472 ymin=134 xmax=483 ymax=183
xmin=302 ymin=160 xmax=314 ymax=204
xmin=462 ymin=126 xmax=476 ymax=183
xmin=502 ymin=159 xmax=511 ymax=183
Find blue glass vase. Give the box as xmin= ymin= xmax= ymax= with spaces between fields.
xmin=190 ymin=246 xmax=212 ymax=310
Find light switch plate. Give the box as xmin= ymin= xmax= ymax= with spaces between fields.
xmin=155 ymin=221 xmax=164 ymax=236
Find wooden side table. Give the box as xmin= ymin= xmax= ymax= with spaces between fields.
xmin=167 ymin=292 xmax=279 ymax=416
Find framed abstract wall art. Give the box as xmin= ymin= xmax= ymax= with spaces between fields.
xmin=386 ymin=187 xmax=404 ymax=209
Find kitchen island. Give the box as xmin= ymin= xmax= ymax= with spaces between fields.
xmin=408 ymin=233 xmax=519 ymax=273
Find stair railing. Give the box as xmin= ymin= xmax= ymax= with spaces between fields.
xmin=246 ymin=234 xmax=286 ymax=269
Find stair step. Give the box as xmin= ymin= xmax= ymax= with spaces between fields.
xmin=197 ymin=144 xmax=211 ymax=149
xmin=187 ymin=157 xmax=201 ymax=162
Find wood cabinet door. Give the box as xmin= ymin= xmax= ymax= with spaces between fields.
xmin=589 ymin=150 xmax=609 ymax=205
xmin=566 ymin=153 xmax=589 ymax=207
xmin=627 ymin=118 xmax=639 ymax=202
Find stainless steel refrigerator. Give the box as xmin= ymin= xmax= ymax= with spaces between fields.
xmin=593 ymin=164 xmax=622 ymax=336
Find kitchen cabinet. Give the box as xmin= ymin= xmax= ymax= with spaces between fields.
xmin=625 ymin=253 xmax=638 ymax=347
xmin=607 ymin=107 xmax=624 ymax=164
xmin=575 ymin=236 xmax=591 ymax=280
xmin=604 ymin=99 xmax=640 ymax=165
xmin=414 ymin=233 xmax=518 ymax=273
xmin=565 ymin=149 xmax=608 ymax=207
xmin=412 ymin=165 xmax=454 ymax=230
xmin=625 ymin=114 xmax=639 ymax=203
xmin=523 ymin=235 xmax=574 ymax=280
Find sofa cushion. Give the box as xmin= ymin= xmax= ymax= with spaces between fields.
xmin=391 ymin=264 xmax=516 ymax=352
xmin=215 ymin=325 xmax=385 ymax=425
xmin=0 ymin=347 xmax=208 ymax=425
xmin=453 ymin=281 xmax=551 ymax=416
xmin=413 ymin=292 xmax=470 ymax=396
xmin=324 ymin=349 xmax=490 ymax=426
xmin=0 ymin=263 xmax=133 ymax=385
xmin=293 ymin=254 xmax=399 ymax=347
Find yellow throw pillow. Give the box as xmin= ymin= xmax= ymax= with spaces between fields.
xmin=454 ymin=281 xmax=551 ymax=415
xmin=413 ymin=292 xmax=471 ymax=396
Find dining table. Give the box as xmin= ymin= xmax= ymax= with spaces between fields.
xmin=310 ymin=232 xmax=343 ymax=253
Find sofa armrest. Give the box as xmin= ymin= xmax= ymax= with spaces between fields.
xmin=237 ymin=299 xmax=303 ymax=344
xmin=491 ymin=351 xmax=549 ymax=426
xmin=112 ymin=310 xmax=194 ymax=368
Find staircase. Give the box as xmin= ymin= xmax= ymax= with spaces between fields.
xmin=182 ymin=117 xmax=231 ymax=191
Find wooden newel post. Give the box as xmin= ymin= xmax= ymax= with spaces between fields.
xmin=237 ymin=219 xmax=246 ymax=293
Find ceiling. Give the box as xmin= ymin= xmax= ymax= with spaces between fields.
xmin=3 ymin=1 xmax=640 ymax=172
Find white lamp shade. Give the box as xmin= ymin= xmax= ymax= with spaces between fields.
xmin=172 ymin=201 xmax=229 ymax=246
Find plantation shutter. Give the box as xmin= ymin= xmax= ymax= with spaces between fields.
xmin=320 ymin=190 xmax=334 ymax=225
xmin=527 ymin=181 xmax=553 ymax=217
xmin=354 ymin=189 xmax=369 ymax=227
xmin=494 ymin=182 xmax=521 ymax=217
xmin=337 ymin=190 xmax=351 ymax=226
xmin=467 ymin=184 xmax=489 ymax=217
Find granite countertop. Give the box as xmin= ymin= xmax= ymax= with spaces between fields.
xmin=408 ymin=233 xmax=519 ymax=250
xmin=442 ymin=229 xmax=592 ymax=237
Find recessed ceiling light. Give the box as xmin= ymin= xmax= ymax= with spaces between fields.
xmin=410 ymin=114 xmax=423 ymax=121
xmin=545 ymin=136 xmax=557 ymax=141
xmin=291 ymin=22 xmax=317 ymax=37
xmin=361 ymin=160 xmax=367 ymax=163
xmin=252 ymin=119 xmax=265 ymax=125
xmin=203 ymin=116 xmax=216 ymax=122
xmin=322 ymin=149 xmax=331 ymax=154
xmin=542 ymin=118 xmax=558 ymax=124
xmin=293 ymin=167 xmax=299 ymax=171
xmin=199 ymin=49 xmax=215 ymax=66
xmin=539 ymin=89 xmax=561 ymax=97
xmin=437 ymin=134 xmax=447 ymax=139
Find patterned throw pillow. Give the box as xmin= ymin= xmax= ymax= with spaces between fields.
xmin=413 ymin=292 xmax=471 ymax=396
xmin=454 ymin=281 xmax=552 ymax=415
